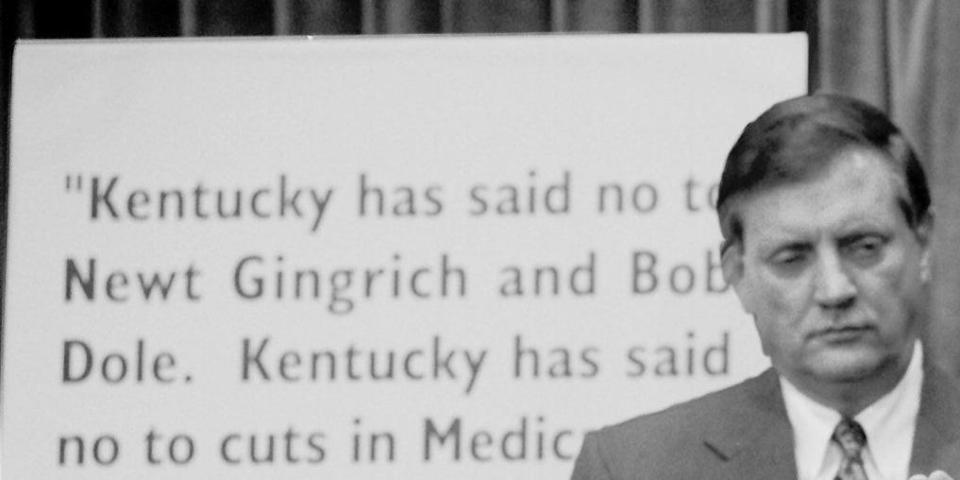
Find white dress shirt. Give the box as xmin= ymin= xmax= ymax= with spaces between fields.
xmin=780 ymin=342 xmax=924 ymax=480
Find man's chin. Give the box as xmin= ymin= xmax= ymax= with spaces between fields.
xmin=808 ymin=350 xmax=891 ymax=384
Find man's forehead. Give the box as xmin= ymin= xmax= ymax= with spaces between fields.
xmin=735 ymin=147 xmax=903 ymax=200
xmin=732 ymin=150 xmax=911 ymax=237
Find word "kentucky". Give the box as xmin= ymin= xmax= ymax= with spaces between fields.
xmin=84 ymin=174 xmax=334 ymax=233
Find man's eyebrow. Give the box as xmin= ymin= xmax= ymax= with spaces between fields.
xmin=748 ymin=224 xmax=810 ymax=243
xmin=834 ymin=218 xmax=896 ymax=235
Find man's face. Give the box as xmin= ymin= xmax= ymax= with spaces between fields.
xmin=727 ymin=149 xmax=930 ymax=389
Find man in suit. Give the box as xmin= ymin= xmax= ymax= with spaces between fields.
xmin=571 ymin=94 xmax=960 ymax=480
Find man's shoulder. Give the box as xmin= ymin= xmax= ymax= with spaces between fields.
xmin=574 ymin=368 xmax=783 ymax=479
xmin=595 ymin=368 xmax=778 ymax=448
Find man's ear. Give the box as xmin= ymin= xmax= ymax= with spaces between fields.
xmin=720 ymin=242 xmax=743 ymax=285
xmin=915 ymin=210 xmax=934 ymax=283
xmin=721 ymin=242 xmax=753 ymax=312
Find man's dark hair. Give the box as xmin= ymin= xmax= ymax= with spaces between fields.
xmin=716 ymin=93 xmax=931 ymax=253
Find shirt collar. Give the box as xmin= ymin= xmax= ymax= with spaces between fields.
xmin=780 ymin=341 xmax=924 ymax=480
xmin=855 ymin=340 xmax=923 ymax=479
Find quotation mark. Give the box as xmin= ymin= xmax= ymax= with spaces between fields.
xmin=65 ymin=174 xmax=84 ymax=192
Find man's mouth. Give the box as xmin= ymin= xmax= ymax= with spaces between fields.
xmin=813 ymin=325 xmax=874 ymax=342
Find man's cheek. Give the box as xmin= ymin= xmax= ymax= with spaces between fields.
xmin=859 ymin=268 xmax=921 ymax=318
xmin=870 ymin=248 xmax=924 ymax=293
xmin=756 ymin=283 xmax=803 ymax=321
xmin=739 ymin=270 xmax=792 ymax=314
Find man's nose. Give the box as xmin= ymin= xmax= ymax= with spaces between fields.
xmin=812 ymin=250 xmax=857 ymax=309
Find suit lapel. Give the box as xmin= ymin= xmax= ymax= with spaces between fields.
xmin=689 ymin=360 xmax=960 ymax=479
xmin=909 ymin=363 xmax=960 ymax=476
xmin=702 ymin=368 xmax=799 ymax=480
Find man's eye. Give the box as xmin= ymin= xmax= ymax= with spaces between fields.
xmin=846 ymin=236 xmax=886 ymax=260
xmin=770 ymin=249 xmax=807 ymax=267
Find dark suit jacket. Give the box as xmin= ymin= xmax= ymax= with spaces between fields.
xmin=571 ymin=365 xmax=960 ymax=479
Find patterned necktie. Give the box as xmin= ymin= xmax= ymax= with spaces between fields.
xmin=832 ymin=417 xmax=869 ymax=480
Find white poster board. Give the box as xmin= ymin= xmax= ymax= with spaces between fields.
xmin=2 ymin=34 xmax=806 ymax=479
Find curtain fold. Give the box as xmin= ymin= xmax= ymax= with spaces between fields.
xmin=566 ymin=0 xmax=638 ymax=32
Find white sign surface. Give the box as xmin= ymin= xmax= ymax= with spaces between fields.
xmin=3 ymin=35 xmax=806 ymax=478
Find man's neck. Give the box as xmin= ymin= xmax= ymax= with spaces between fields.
xmin=782 ymin=344 xmax=918 ymax=417
xmin=780 ymin=342 xmax=925 ymax=480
